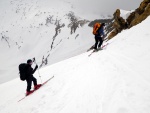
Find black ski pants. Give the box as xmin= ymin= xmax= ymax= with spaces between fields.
xmin=94 ymin=35 xmax=103 ymax=49
xmin=26 ymin=76 xmax=37 ymax=92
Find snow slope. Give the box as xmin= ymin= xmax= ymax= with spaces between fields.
xmin=0 ymin=15 xmax=150 ymax=113
xmin=120 ymin=9 xmax=134 ymax=20
xmin=0 ymin=0 xmax=99 ymax=83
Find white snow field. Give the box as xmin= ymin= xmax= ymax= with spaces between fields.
xmin=0 ymin=14 xmax=150 ymax=113
xmin=0 ymin=0 xmax=99 ymax=83
xmin=120 ymin=9 xmax=134 ymax=20
xmin=0 ymin=0 xmax=141 ymax=84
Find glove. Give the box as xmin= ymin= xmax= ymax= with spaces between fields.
xmin=35 ymin=65 xmax=38 ymax=69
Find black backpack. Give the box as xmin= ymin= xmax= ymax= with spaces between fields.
xmin=19 ymin=63 xmax=28 ymax=81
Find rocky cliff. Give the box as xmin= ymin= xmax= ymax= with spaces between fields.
xmin=108 ymin=0 xmax=150 ymax=39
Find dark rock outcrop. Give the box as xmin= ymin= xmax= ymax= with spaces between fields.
xmin=108 ymin=9 xmax=127 ymax=39
xmin=67 ymin=12 xmax=89 ymax=34
xmin=108 ymin=0 xmax=150 ymax=39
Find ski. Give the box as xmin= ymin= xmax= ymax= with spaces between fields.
xmin=87 ymin=45 xmax=95 ymax=52
xmin=18 ymin=76 xmax=54 ymax=102
xmin=88 ymin=43 xmax=109 ymax=57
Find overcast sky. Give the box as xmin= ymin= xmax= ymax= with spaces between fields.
xmin=68 ymin=0 xmax=143 ymax=15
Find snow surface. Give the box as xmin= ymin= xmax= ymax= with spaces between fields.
xmin=120 ymin=9 xmax=134 ymax=20
xmin=0 ymin=0 xmax=100 ymax=83
xmin=0 ymin=15 xmax=150 ymax=113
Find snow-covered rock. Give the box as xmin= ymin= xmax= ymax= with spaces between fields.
xmin=120 ymin=9 xmax=134 ymax=20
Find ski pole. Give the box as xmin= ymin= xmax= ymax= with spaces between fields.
xmin=33 ymin=58 xmax=42 ymax=84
